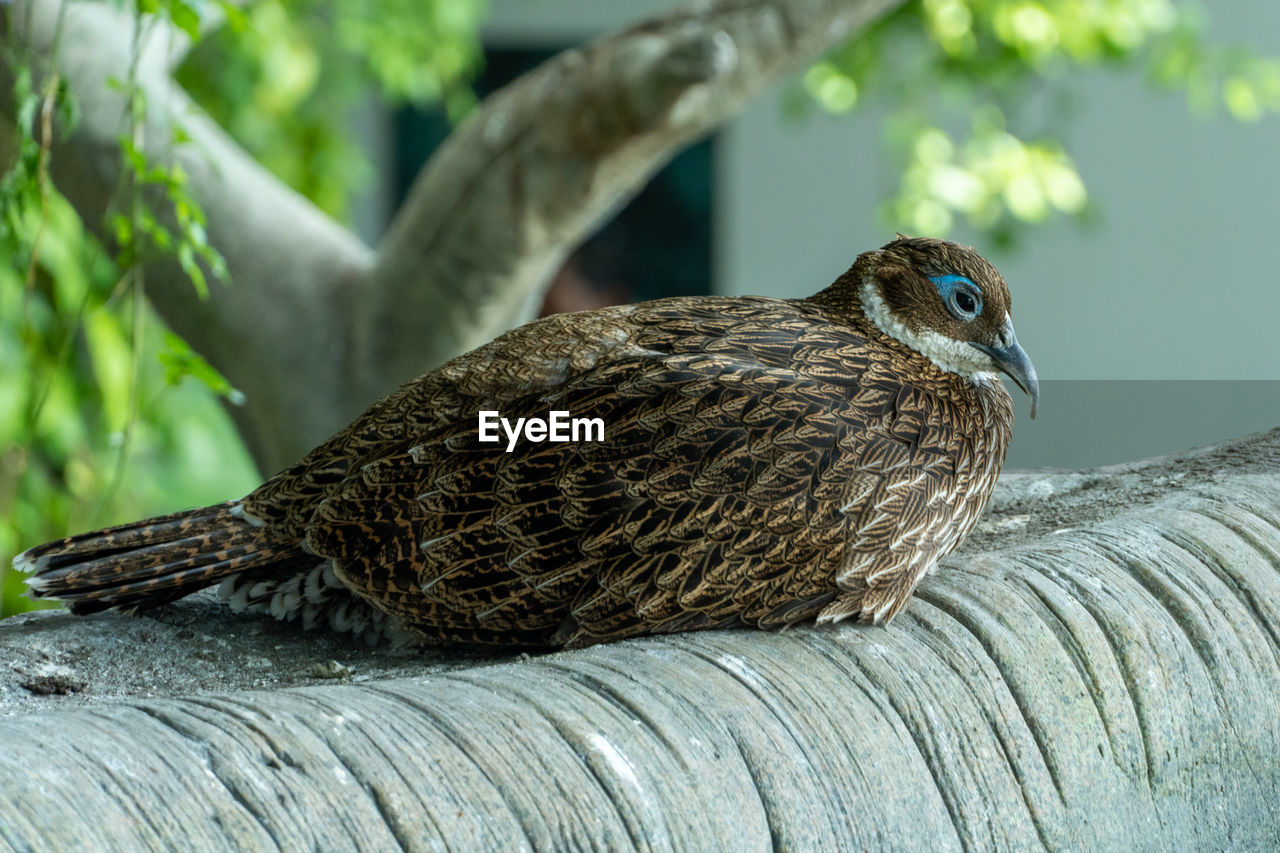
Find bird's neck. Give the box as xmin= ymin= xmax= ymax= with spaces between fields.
xmin=806 ymin=267 xmax=1017 ymax=447
xmin=813 ymin=266 xmax=997 ymax=385
xmin=805 ymin=264 xmax=864 ymax=317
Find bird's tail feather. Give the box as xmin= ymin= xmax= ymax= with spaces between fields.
xmin=16 ymin=501 xmax=302 ymax=614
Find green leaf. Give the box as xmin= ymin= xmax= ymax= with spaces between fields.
xmin=168 ymin=0 xmax=203 ymax=41
xmin=158 ymin=332 xmax=239 ymax=400
xmin=109 ymin=213 xmax=133 ymax=246
xmin=214 ymin=0 xmax=250 ymax=34
xmin=119 ymin=136 xmax=148 ymax=174
xmin=176 ymin=243 xmax=210 ymax=299
xmin=15 ymin=74 xmax=38 ymax=134
xmin=55 ymin=77 xmax=80 ymax=135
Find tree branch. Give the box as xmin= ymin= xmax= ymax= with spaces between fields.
xmin=3 ymin=429 xmax=1279 ymax=846
xmin=364 ymin=0 xmax=908 ymax=398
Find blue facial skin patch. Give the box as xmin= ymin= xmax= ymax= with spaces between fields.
xmin=928 ymin=274 xmax=975 ymax=295
xmin=929 ymin=274 xmax=982 ymax=318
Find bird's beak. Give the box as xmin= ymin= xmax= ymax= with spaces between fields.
xmin=971 ymin=320 xmax=1039 ymax=419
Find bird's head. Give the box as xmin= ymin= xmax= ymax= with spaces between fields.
xmin=852 ymin=236 xmax=1039 ymax=419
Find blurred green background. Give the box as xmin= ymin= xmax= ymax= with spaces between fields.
xmin=0 ymin=191 xmax=259 ymax=616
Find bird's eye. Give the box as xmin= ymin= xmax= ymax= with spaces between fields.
xmin=929 ymin=274 xmax=983 ymax=322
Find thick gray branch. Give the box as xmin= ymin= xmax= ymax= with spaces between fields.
xmin=3 ymin=430 xmax=1280 ymax=848
xmin=366 ymin=0 xmax=907 ymax=393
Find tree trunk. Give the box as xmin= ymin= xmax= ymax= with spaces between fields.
xmin=4 ymin=429 xmax=1278 ymax=849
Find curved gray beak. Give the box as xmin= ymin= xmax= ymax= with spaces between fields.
xmin=971 ymin=321 xmax=1039 ymax=419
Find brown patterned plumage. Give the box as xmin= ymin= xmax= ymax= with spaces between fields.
xmin=18 ymin=237 xmax=1038 ymax=647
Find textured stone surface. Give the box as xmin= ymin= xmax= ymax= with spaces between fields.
xmin=2 ymin=429 xmax=1279 ymax=849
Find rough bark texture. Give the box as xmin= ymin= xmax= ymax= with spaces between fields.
xmin=4 ymin=0 xmax=909 ymax=472
xmin=3 ymin=429 xmax=1279 ymax=850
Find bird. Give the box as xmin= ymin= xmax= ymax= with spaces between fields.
xmin=16 ymin=236 xmax=1038 ymax=648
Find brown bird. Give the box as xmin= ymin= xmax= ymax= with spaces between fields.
xmin=18 ymin=237 xmax=1038 ymax=648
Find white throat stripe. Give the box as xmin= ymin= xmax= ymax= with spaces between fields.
xmin=859 ymin=277 xmax=995 ymax=379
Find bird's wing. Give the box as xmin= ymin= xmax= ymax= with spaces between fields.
xmin=241 ymin=305 xmax=652 ymax=537
xmin=302 ymin=342 xmax=847 ymax=645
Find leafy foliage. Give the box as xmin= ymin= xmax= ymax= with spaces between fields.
xmin=1 ymin=0 xmax=487 ymax=617
xmin=798 ymin=0 xmax=1280 ymax=243
xmin=175 ymin=0 xmax=486 ymax=219
xmin=0 ymin=181 xmax=257 ymax=616
xmin=0 ymin=6 xmax=255 ymax=616
xmin=112 ymin=134 xmax=228 ymax=299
